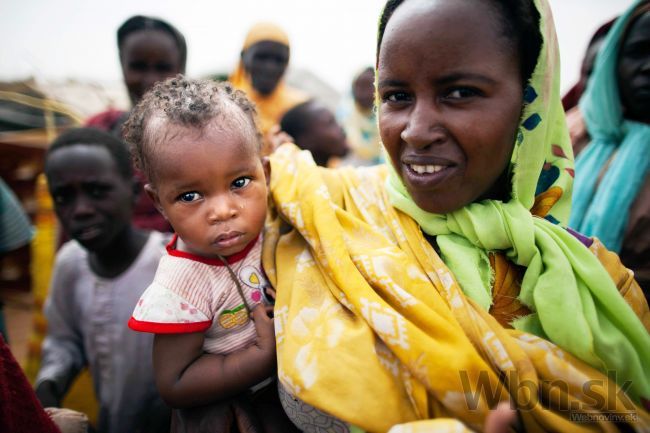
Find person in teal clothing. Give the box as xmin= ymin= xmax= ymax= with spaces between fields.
xmin=0 ymin=177 xmax=34 ymax=341
xmin=570 ymin=1 xmax=650 ymax=296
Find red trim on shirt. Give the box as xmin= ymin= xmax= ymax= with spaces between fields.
xmin=165 ymin=233 xmax=259 ymax=266
xmin=128 ymin=316 xmax=212 ymax=334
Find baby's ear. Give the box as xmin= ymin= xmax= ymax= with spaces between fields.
xmin=144 ymin=184 xmax=166 ymax=219
xmin=262 ymin=157 xmax=271 ymax=187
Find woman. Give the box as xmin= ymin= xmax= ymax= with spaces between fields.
xmin=570 ymin=2 xmax=650 ymax=297
xmin=229 ymin=22 xmax=308 ymax=152
xmin=85 ymin=15 xmax=186 ymax=232
xmin=86 ymin=15 xmax=186 ymax=134
xmin=262 ymin=0 xmax=650 ymax=431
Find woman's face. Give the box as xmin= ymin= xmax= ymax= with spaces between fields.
xmin=377 ymin=0 xmax=524 ymax=214
xmin=242 ymin=41 xmax=290 ymax=96
xmin=617 ymin=11 xmax=650 ymax=125
xmin=120 ymin=29 xmax=183 ymax=105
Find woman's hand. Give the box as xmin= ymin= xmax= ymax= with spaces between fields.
xmin=251 ymin=304 xmax=276 ymax=361
xmin=266 ymin=125 xmax=294 ymax=153
xmin=484 ymin=402 xmax=519 ymax=433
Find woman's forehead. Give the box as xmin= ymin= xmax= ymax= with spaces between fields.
xmin=378 ymin=0 xmax=514 ymax=77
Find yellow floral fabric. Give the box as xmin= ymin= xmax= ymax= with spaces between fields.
xmin=264 ymin=144 xmax=650 ymax=433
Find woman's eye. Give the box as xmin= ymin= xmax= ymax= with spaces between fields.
xmin=445 ymin=88 xmax=479 ymax=99
xmin=178 ymin=192 xmax=200 ymax=202
xmin=382 ymin=91 xmax=411 ymax=103
xmin=232 ymin=177 xmax=251 ymax=189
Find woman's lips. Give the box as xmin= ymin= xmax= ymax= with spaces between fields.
xmin=402 ymin=162 xmax=455 ymax=189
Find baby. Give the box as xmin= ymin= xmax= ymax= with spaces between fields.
xmin=125 ymin=76 xmax=294 ymax=432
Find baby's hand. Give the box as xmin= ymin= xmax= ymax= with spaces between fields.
xmin=251 ymin=305 xmax=275 ymax=354
xmin=266 ymin=124 xmax=294 ymax=152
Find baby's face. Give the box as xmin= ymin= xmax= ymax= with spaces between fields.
xmin=148 ymin=121 xmax=268 ymax=258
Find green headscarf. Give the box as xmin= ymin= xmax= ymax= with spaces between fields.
xmin=383 ymin=0 xmax=650 ymax=403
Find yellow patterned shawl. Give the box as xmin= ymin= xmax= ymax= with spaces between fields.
xmin=263 ymin=144 xmax=650 ymax=433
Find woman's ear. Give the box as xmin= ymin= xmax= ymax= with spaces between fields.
xmin=262 ymin=157 xmax=271 ymax=187
xmin=144 ymin=183 xmax=167 ymax=220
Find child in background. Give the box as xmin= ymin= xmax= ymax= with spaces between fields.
xmin=280 ymin=99 xmax=349 ymax=167
xmin=125 ymin=76 xmax=296 ymax=433
xmin=336 ymin=66 xmax=383 ymax=166
xmin=35 ymin=128 xmax=170 ymax=433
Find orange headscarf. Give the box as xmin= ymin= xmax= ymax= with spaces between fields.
xmin=229 ymin=22 xmax=308 ymax=147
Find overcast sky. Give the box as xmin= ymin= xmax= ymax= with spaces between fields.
xmin=0 ymin=0 xmax=635 ymax=101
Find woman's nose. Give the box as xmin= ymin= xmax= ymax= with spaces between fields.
xmin=400 ymin=101 xmax=446 ymax=148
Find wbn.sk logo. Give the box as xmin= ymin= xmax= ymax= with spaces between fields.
xmin=459 ymin=370 xmax=640 ymax=422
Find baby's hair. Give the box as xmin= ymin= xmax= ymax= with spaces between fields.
xmin=123 ymin=75 xmax=262 ymax=183
xmin=46 ymin=127 xmax=133 ymax=180
xmin=377 ymin=0 xmax=542 ymax=88
xmin=117 ymin=15 xmax=187 ymax=72
xmin=280 ymin=99 xmax=317 ymax=142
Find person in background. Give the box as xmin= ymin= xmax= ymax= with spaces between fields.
xmin=563 ymin=18 xmax=616 ymax=145
xmin=86 ymin=15 xmax=186 ymax=135
xmin=280 ymin=99 xmax=349 ymax=167
xmin=336 ymin=66 xmax=383 ymax=166
xmin=85 ymin=15 xmax=186 ymax=233
xmin=0 ymin=177 xmax=34 ymax=342
xmin=34 ymin=128 xmax=170 ymax=433
xmin=0 ymin=178 xmax=56 ymax=431
xmin=229 ymin=22 xmax=308 ymax=154
xmin=570 ymin=1 xmax=650 ymax=298
xmin=1 ymin=334 xmax=62 ymax=433
xmin=562 ymin=19 xmax=616 ymax=112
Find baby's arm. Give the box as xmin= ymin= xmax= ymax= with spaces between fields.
xmin=153 ymin=304 xmax=275 ymax=408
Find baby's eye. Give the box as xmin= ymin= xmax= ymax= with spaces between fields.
xmin=232 ymin=177 xmax=251 ymax=189
xmin=178 ymin=192 xmax=201 ymax=202
xmin=444 ymin=88 xmax=480 ymax=99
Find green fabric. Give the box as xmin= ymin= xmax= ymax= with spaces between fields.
xmin=384 ymin=0 xmax=650 ymax=403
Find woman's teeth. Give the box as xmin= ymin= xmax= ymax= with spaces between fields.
xmin=409 ymin=164 xmax=445 ymax=174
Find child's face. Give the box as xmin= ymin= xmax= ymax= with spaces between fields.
xmin=353 ymin=69 xmax=375 ymax=111
xmin=302 ymin=103 xmax=349 ymax=162
xmin=377 ymin=0 xmax=523 ymax=214
xmin=147 ymin=120 xmax=269 ymax=258
xmin=46 ymin=144 xmax=135 ymax=251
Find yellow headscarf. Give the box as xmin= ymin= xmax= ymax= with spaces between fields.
xmin=229 ymin=22 xmax=307 ymax=145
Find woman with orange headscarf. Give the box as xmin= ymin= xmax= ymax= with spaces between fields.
xmin=230 ymin=22 xmax=308 ymax=153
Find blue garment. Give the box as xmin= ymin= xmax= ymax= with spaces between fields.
xmin=0 ymin=177 xmax=33 ymax=254
xmin=570 ymin=1 xmax=650 ymax=252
